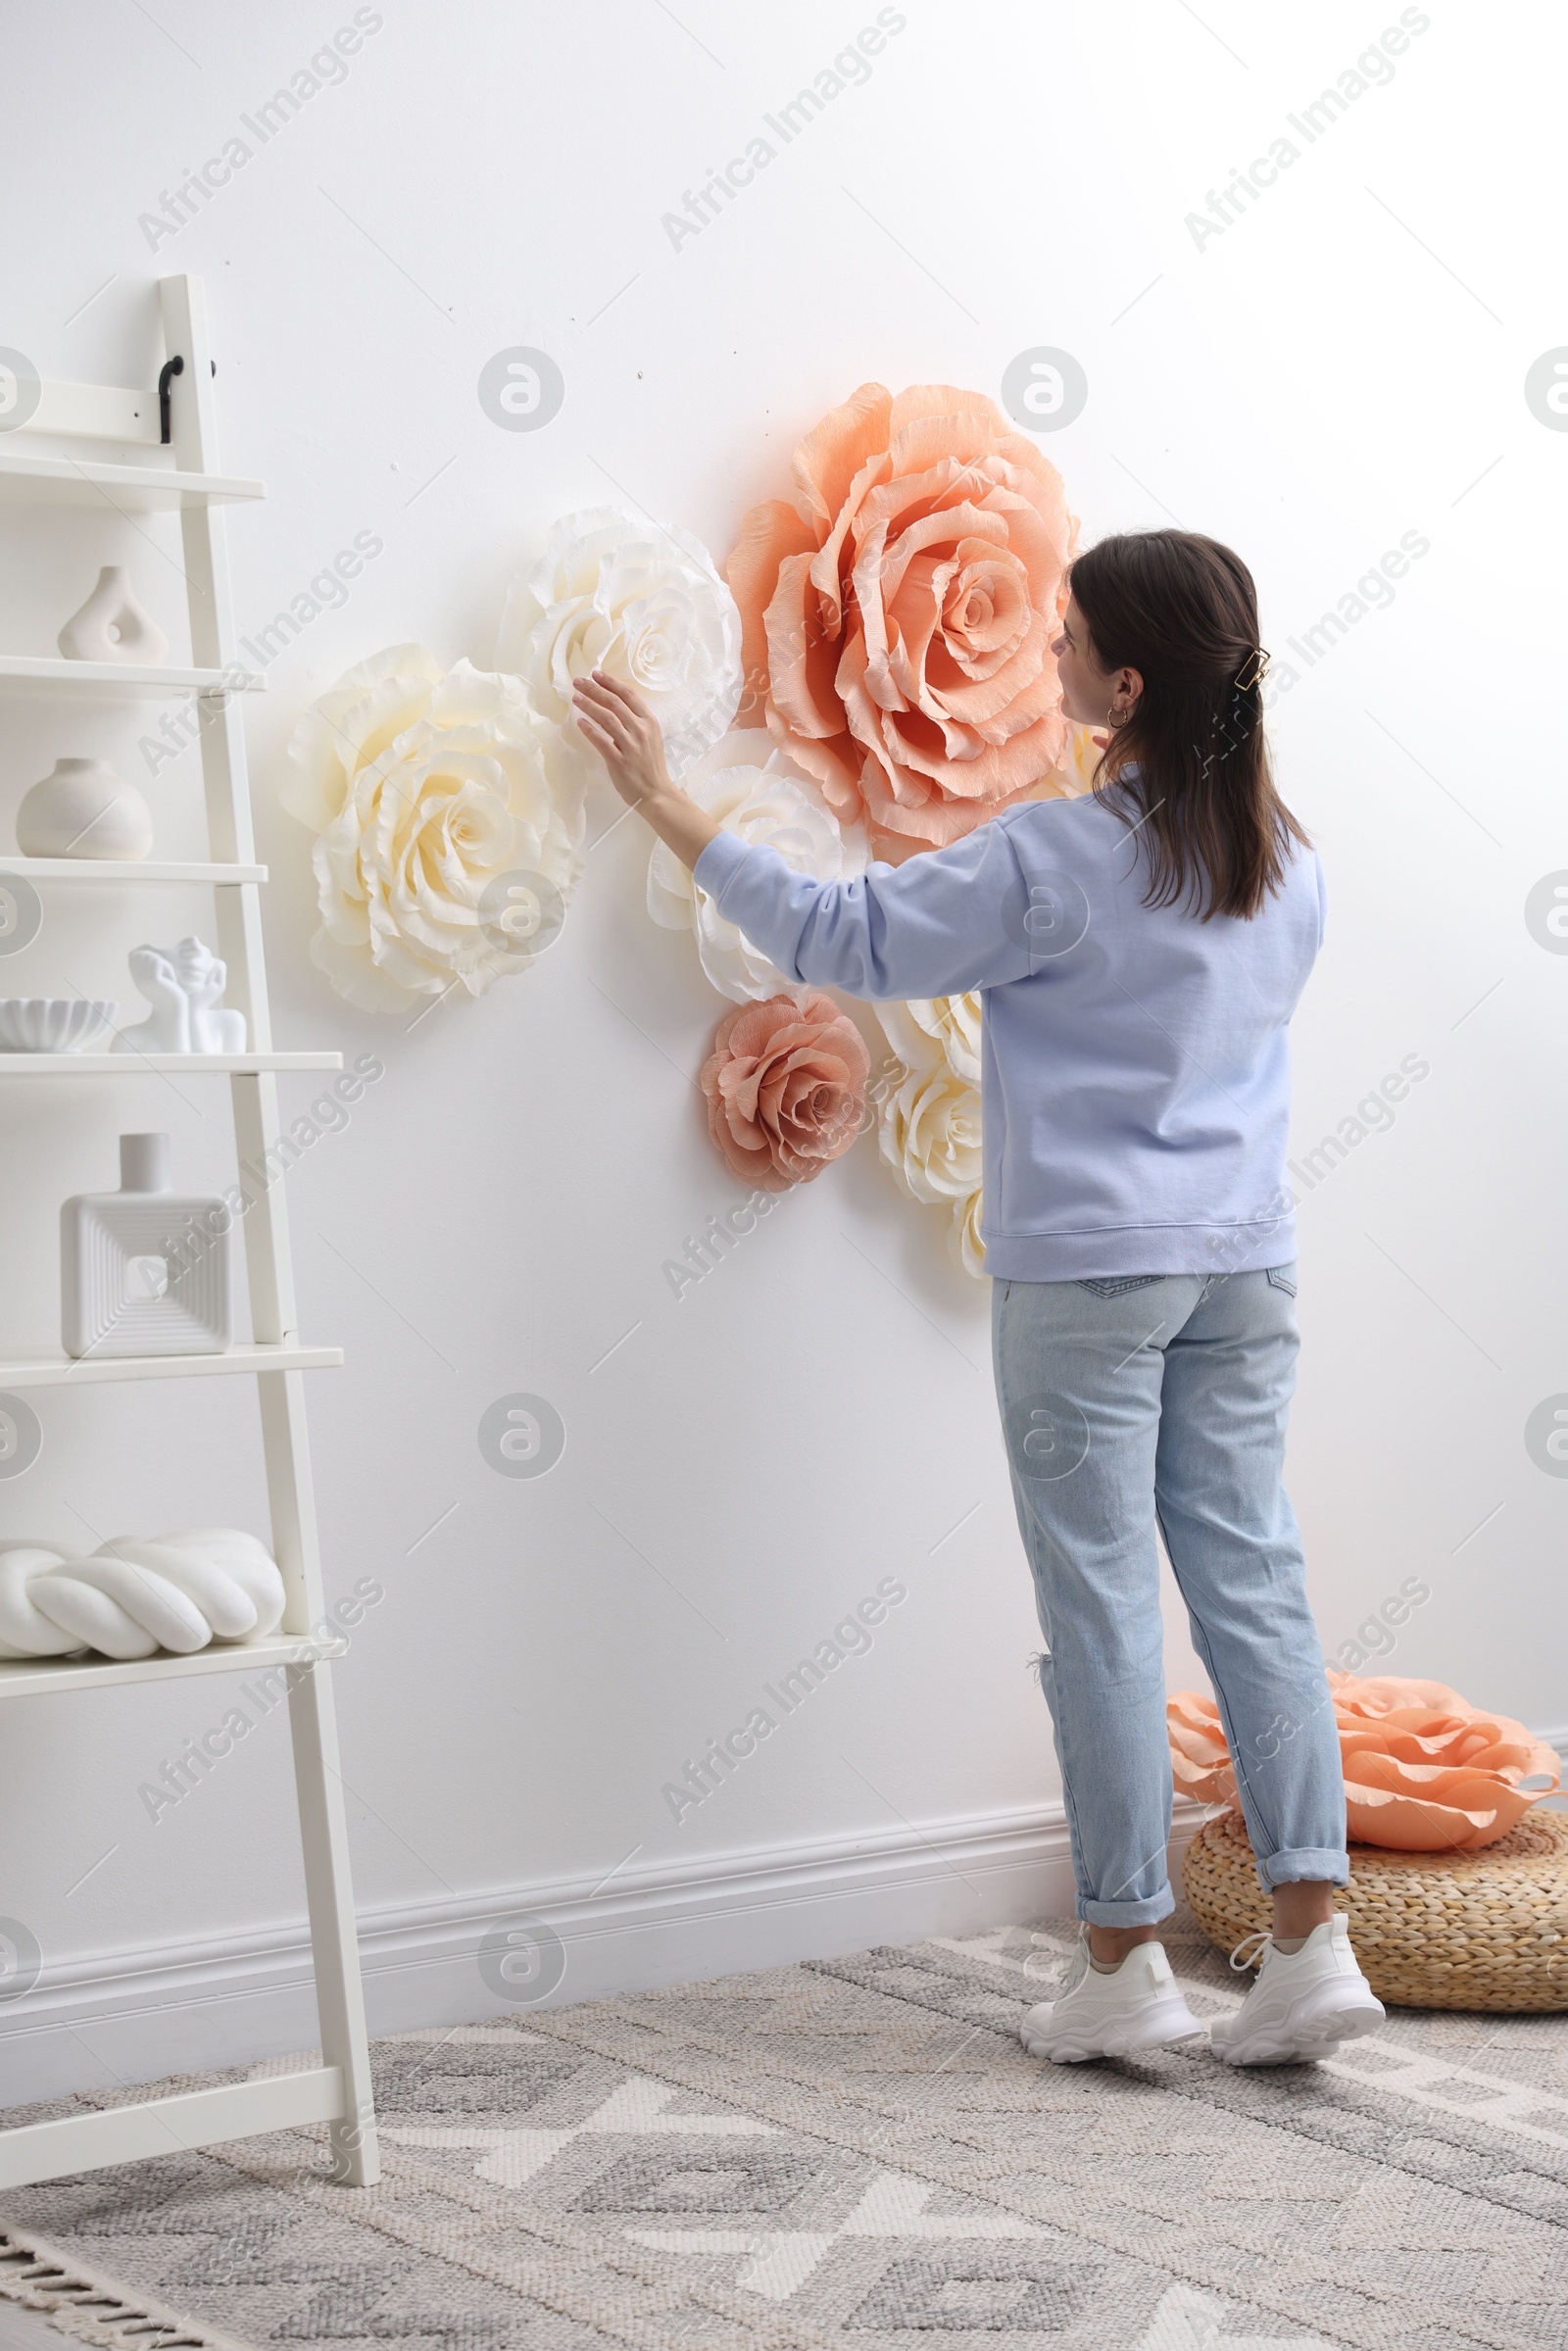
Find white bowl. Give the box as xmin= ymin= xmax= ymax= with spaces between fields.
xmin=0 ymin=999 xmax=119 ymax=1053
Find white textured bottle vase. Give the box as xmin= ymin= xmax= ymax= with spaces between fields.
xmin=57 ymin=565 xmax=169 ymax=665
xmin=61 ymin=1132 xmax=232 ymax=1359
xmin=16 ymin=757 xmax=154 ymax=860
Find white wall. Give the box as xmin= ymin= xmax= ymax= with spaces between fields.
xmin=1 ymin=0 xmax=1563 ymax=2098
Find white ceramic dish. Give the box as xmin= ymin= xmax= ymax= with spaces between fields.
xmin=0 ymin=999 xmax=119 ymax=1053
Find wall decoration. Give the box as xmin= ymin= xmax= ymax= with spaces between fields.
xmin=726 ymin=381 xmax=1079 ymax=860
xmin=701 ymin=991 xmax=869 ymax=1191
xmin=0 ymin=999 xmax=118 ymax=1053
xmin=1169 ymin=1672 xmax=1562 ymax=1851
xmin=0 ymin=1528 xmax=285 ymax=1661
xmin=61 ymin=1131 xmax=232 ymax=1359
xmin=16 ymin=756 xmax=154 ymax=859
xmin=497 ymin=507 xmax=742 ymax=792
xmin=647 ymin=730 xmax=867 ymax=1003
xmin=287 ymin=429 xmax=1097 ymax=1274
xmin=57 ymin=565 xmax=169 ymax=666
xmin=111 ymin=935 xmax=246 ymax=1053
xmin=282 ymin=647 xmax=583 ymax=1010
xmin=872 ymin=995 xmax=985 ymax=1275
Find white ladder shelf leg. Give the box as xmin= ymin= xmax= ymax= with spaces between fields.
xmin=158 ymin=272 xmax=380 ymax=2190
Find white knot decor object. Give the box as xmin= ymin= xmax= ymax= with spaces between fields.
xmin=0 ymin=1529 xmax=286 ymax=1661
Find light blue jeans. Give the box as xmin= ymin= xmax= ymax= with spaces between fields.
xmin=992 ymin=1265 xmax=1348 ymax=1926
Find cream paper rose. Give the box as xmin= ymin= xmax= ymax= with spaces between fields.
xmin=874 ymin=994 xmax=985 ymax=1276
xmin=497 ymin=508 xmax=742 ymax=791
xmin=282 ymin=646 xmax=583 ymax=1010
xmin=647 ymin=730 xmax=867 ymax=1003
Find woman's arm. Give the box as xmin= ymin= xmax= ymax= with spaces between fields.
xmin=570 ymin=669 xmax=1037 ymax=1001
xmin=571 ymin=670 xmax=721 ymax=869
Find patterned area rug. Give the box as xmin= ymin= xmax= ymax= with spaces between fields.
xmin=4 ymin=1907 xmax=1568 ymax=2351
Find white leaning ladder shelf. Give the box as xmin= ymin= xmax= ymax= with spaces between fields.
xmin=0 ymin=274 xmax=379 ymax=2191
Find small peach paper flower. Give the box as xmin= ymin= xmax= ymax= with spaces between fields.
xmin=1168 ymin=1672 xmax=1561 ymax=1852
xmin=727 ymin=382 xmax=1078 ymax=859
xmin=700 ymin=992 xmax=869 ymax=1192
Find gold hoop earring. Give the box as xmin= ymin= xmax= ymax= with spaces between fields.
xmin=1105 ymin=704 xmax=1131 ymax=730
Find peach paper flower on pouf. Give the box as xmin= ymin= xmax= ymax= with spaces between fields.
xmin=727 ymin=382 xmax=1079 ymax=860
xmin=700 ymin=992 xmax=869 ymax=1192
xmin=1169 ymin=1672 xmax=1561 ymax=1852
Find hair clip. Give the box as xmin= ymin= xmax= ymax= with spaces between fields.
xmin=1233 ymin=646 xmax=1271 ymax=693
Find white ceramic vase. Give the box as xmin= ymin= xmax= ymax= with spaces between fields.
xmin=16 ymin=757 xmax=154 ymax=860
xmin=57 ymin=565 xmax=169 ymax=665
xmin=61 ymin=1131 xmax=232 ymax=1359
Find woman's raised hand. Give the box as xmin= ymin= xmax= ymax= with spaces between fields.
xmin=570 ymin=670 xmax=673 ymax=809
xmin=568 ymin=668 xmax=722 ymax=873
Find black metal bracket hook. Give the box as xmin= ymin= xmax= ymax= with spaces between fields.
xmin=158 ymin=354 xmax=217 ymax=444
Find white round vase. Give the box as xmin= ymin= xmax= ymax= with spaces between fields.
xmin=16 ymin=758 xmax=154 ymax=861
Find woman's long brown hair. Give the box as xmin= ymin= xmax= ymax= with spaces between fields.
xmin=1068 ymin=530 xmax=1310 ymax=921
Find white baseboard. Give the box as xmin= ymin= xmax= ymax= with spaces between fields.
xmin=14 ymin=1723 xmax=1564 ymax=2110
xmin=1 ymin=1795 xmax=1215 ymax=2107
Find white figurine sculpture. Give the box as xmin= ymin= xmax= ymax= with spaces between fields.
xmin=111 ymin=936 xmax=246 ymax=1053
xmin=0 ymin=1529 xmax=286 ymax=1661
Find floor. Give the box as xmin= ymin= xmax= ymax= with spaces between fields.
xmin=3 ymin=1906 xmax=1566 ymax=2349
xmin=0 ymin=2305 xmax=56 ymax=2351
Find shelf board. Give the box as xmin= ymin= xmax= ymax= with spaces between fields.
xmin=0 ymin=857 xmax=267 ymax=883
xmin=0 ymin=1052 xmax=341 ymax=1074
xmin=0 ymin=452 xmax=266 ymax=510
xmin=0 ymin=655 xmax=263 ymax=698
xmin=0 ymin=1341 xmax=343 ymax=1388
xmin=0 ymin=1625 xmax=348 ymax=1702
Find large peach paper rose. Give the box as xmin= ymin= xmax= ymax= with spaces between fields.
xmin=700 ymin=992 xmax=869 ymax=1192
xmin=727 ymin=382 xmax=1078 ymax=859
xmin=1169 ymin=1672 xmax=1561 ymax=1852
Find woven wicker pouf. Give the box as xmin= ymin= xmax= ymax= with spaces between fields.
xmin=1182 ymin=1806 xmax=1568 ymax=2011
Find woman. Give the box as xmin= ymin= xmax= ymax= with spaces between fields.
xmin=572 ymin=527 xmax=1384 ymax=2068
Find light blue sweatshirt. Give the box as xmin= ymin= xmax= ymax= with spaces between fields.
xmin=692 ymin=790 xmax=1324 ymax=1281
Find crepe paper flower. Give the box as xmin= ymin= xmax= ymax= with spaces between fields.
xmin=873 ymin=994 xmax=986 ymax=1276
xmin=1031 ymin=718 xmax=1108 ymax=806
xmin=497 ymin=507 xmax=742 ymax=791
xmin=879 ymin=992 xmax=982 ymax=1089
xmin=726 ymin=382 xmax=1079 ymax=861
xmin=1168 ymin=1673 xmax=1562 ymax=1852
xmin=282 ymin=647 xmax=583 ymax=1010
xmin=647 ymin=730 xmax=868 ymax=1004
xmin=952 ymin=1184 xmax=986 ymax=1280
xmin=700 ymin=991 xmax=870 ymax=1191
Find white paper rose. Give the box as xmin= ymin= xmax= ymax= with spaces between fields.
xmin=875 ymin=993 xmax=986 ymax=1277
xmin=497 ymin=507 xmax=742 ymax=789
xmin=282 ymin=646 xmax=583 ymax=1011
xmin=647 ymin=731 xmax=867 ymax=1003
xmin=953 ymin=1185 xmax=986 ymax=1281
xmin=882 ymin=993 xmax=982 ymax=1088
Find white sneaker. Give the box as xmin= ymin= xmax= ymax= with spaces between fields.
xmin=1208 ymin=1916 xmax=1385 ymax=2066
xmin=1019 ymin=1936 xmax=1203 ymax=2064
